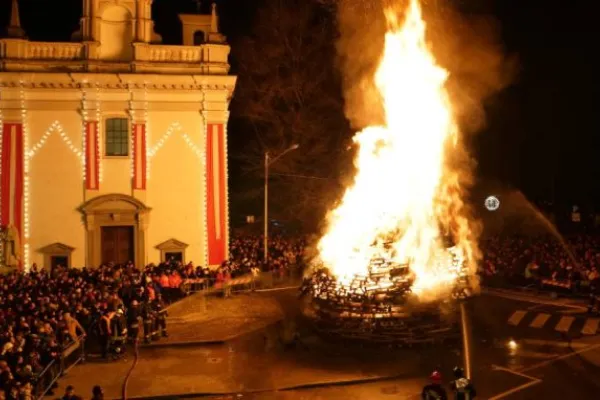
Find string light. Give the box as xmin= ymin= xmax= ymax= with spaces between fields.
xmin=223 ymin=114 xmax=230 ymax=260
xmin=147 ymin=122 xmax=203 ymax=162
xmin=0 ymin=109 xmax=4 ymax=266
xmin=20 ymin=80 xmax=30 ymax=271
xmin=144 ymin=82 xmax=150 ymax=181
xmin=182 ymin=133 xmax=203 ymax=159
xmin=202 ymin=115 xmax=209 ymax=267
xmin=27 ymin=120 xmax=84 ymax=161
xmin=81 ymin=84 xmax=88 ymax=181
xmin=147 ymin=122 xmax=180 ymax=157
xmin=95 ymin=82 xmax=103 ymax=183
xmin=128 ymin=84 xmax=135 ymax=178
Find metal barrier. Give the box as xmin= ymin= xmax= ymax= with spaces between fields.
xmin=481 ymin=274 xmax=592 ymax=300
xmin=33 ymin=335 xmax=86 ymax=400
xmin=180 ymin=267 xmax=303 ymax=297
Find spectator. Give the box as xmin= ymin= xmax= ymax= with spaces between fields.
xmin=0 ymin=235 xmax=306 ymax=399
xmin=91 ymin=385 xmax=104 ymax=400
xmin=61 ymin=385 xmax=82 ymax=400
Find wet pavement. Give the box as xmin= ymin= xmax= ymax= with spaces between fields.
xmin=144 ymin=293 xmax=284 ymax=346
xmin=56 ymin=289 xmax=600 ymax=399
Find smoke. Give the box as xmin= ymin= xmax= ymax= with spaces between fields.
xmin=334 ymin=0 xmax=387 ymax=129
xmin=331 ymin=0 xmax=516 ymax=280
xmin=334 ymin=0 xmax=517 ymax=134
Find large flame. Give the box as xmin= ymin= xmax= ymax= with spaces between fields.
xmin=317 ymin=0 xmax=479 ymax=299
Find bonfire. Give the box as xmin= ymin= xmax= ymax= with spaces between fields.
xmin=303 ymin=0 xmax=479 ymax=342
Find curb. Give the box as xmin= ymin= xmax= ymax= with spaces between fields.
xmin=254 ymin=285 xmax=300 ymax=293
xmin=139 ymin=317 xmax=283 ymax=349
xmin=482 ymin=287 xmax=588 ymax=309
xmin=116 ymin=372 xmax=411 ymax=400
xmin=140 ymin=339 xmax=226 ymax=348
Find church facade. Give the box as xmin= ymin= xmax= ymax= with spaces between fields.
xmin=0 ymin=0 xmax=236 ymax=271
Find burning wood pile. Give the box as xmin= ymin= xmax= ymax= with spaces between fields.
xmin=303 ymin=0 xmax=482 ymax=343
xmin=301 ymin=249 xmax=472 ymax=344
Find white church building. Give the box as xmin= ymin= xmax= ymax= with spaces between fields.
xmin=0 ymin=0 xmax=236 ymax=271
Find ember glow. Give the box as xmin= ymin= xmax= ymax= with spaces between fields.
xmin=317 ymin=0 xmax=479 ymax=300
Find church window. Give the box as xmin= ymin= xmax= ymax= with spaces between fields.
xmin=105 ymin=117 xmax=129 ymax=156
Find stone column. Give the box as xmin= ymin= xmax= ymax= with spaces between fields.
xmin=85 ymin=214 xmax=96 ymax=267
xmin=137 ymin=212 xmax=149 ymax=267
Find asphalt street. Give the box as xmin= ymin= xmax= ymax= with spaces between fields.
xmin=209 ymin=289 xmax=600 ymax=399
xmin=103 ymin=287 xmax=600 ymax=400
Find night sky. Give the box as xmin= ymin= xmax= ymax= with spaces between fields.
xmin=1 ymin=0 xmax=598 ymax=211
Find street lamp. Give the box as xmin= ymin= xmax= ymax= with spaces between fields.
xmin=264 ymin=144 xmax=299 ymax=262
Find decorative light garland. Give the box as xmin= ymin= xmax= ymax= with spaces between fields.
xmin=202 ymin=114 xmax=209 ymax=267
xmin=128 ymin=84 xmax=135 ymax=178
xmin=182 ymin=133 xmax=203 ymax=159
xmin=147 ymin=122 xmax=203 ymax=161
xmin=81 ymin=84 xmax=88 ymax=181
xmin=19 ymin=80 xmax=31 ymax=271
xmin=223 ymin=114 xmax=230 ymax=260
xmin=0 ymin=109 xmax=4 ymax=266
xmin=95 ymin=82 xmax=103 ymax=183
xmin=27 ymin=120 xmax=84 ymax=161
xmin=147 ymin=122 xmax=180 ymax=157
xmin=144 ymin=82 xmax=150 ymax=180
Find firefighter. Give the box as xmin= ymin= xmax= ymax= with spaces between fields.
xmin=450 ymin=367 xmax=476 ymax=400
xmin=141 ymin=300 xmax=154 ymax=344
xmin=127 ymin=300 xmax=141 ymax=343
xmin=109 ymin=308 xmax=128 ymax=359
xmin=97 ymin=311 xmax=114 ymax=359
xmin=152 ymin=293 xmax=168 ymax=337
xmin=588 ymin=284 xmax=599 ymax=314
xmin=422 ymin=370 xmax=447 ymax=400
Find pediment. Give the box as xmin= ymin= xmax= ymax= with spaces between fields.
xmin=38 ymin=242 xmax=75 ymax=254
xmin=80 ymin=194 xmax=150 ymax=214
xmin=94 ymin=200 xmax=138 ymax=212
xmin=155 ymin=238 xmax=188 ymax=251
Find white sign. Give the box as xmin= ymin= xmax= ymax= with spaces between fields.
xmin=485 ymin=196 xmax=500 ymax=211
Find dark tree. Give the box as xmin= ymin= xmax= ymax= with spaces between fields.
xmin=230 ymin=0 xmax=352 ymax=231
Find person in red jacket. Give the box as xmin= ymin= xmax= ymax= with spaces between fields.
xmin=168 ymin=271 xmax=182 ymax=301
xmin=159 ymin=273 xmax=169 ymax=288
xmin=159 ymin=272 xmax=170 ymax=301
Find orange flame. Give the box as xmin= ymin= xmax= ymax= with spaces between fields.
xmin=317 ymin=0 xmax=479 ymax=300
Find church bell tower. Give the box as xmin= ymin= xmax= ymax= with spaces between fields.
xmin=73 ymin=0 xmax=162 ymax=48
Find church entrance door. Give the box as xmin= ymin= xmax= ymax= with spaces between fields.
xmin=101 ymin=226 xmax=134 ymax=265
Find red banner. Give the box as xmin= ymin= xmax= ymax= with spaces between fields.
xmin=85 ymin=121 xmax=99 ymax=190
xmin=0 ymin=123 xmax=24 ymax=262
xmin=132 ymin=123 xmax=146 ymax=190
xmin=206 ymin=123 xmax=227 ymax=265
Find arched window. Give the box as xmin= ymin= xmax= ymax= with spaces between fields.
xmin=193 ymin=30 xmax=205 ymax=45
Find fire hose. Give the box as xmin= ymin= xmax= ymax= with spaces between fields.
xmin=121 ymin=339 xmax=139 ymax=400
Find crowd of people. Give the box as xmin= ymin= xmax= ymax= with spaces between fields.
xmin=9 ymin=230 xmax=600 ymax=398
xmin=0 ymin=235 xmax=306 ymax=399
xmin=479 ymin=234 xmax=600 ymax=292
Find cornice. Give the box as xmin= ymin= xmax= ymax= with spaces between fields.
xmin=0 ymin=80 xmax=235 ymax=92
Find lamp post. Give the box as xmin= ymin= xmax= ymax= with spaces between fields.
xmin=264 ymin=144 xmax=299 ymax=262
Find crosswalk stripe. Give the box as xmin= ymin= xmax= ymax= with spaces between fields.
xmin=508 ymin=310 xmax=527 ymax=326
xmin=555 ymin=316 xmax=575 ymax=332
xmin=529 ymin=313 xmax=551 ymax=328
xmin=582 ymin=318 xmax=600 ymax=335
